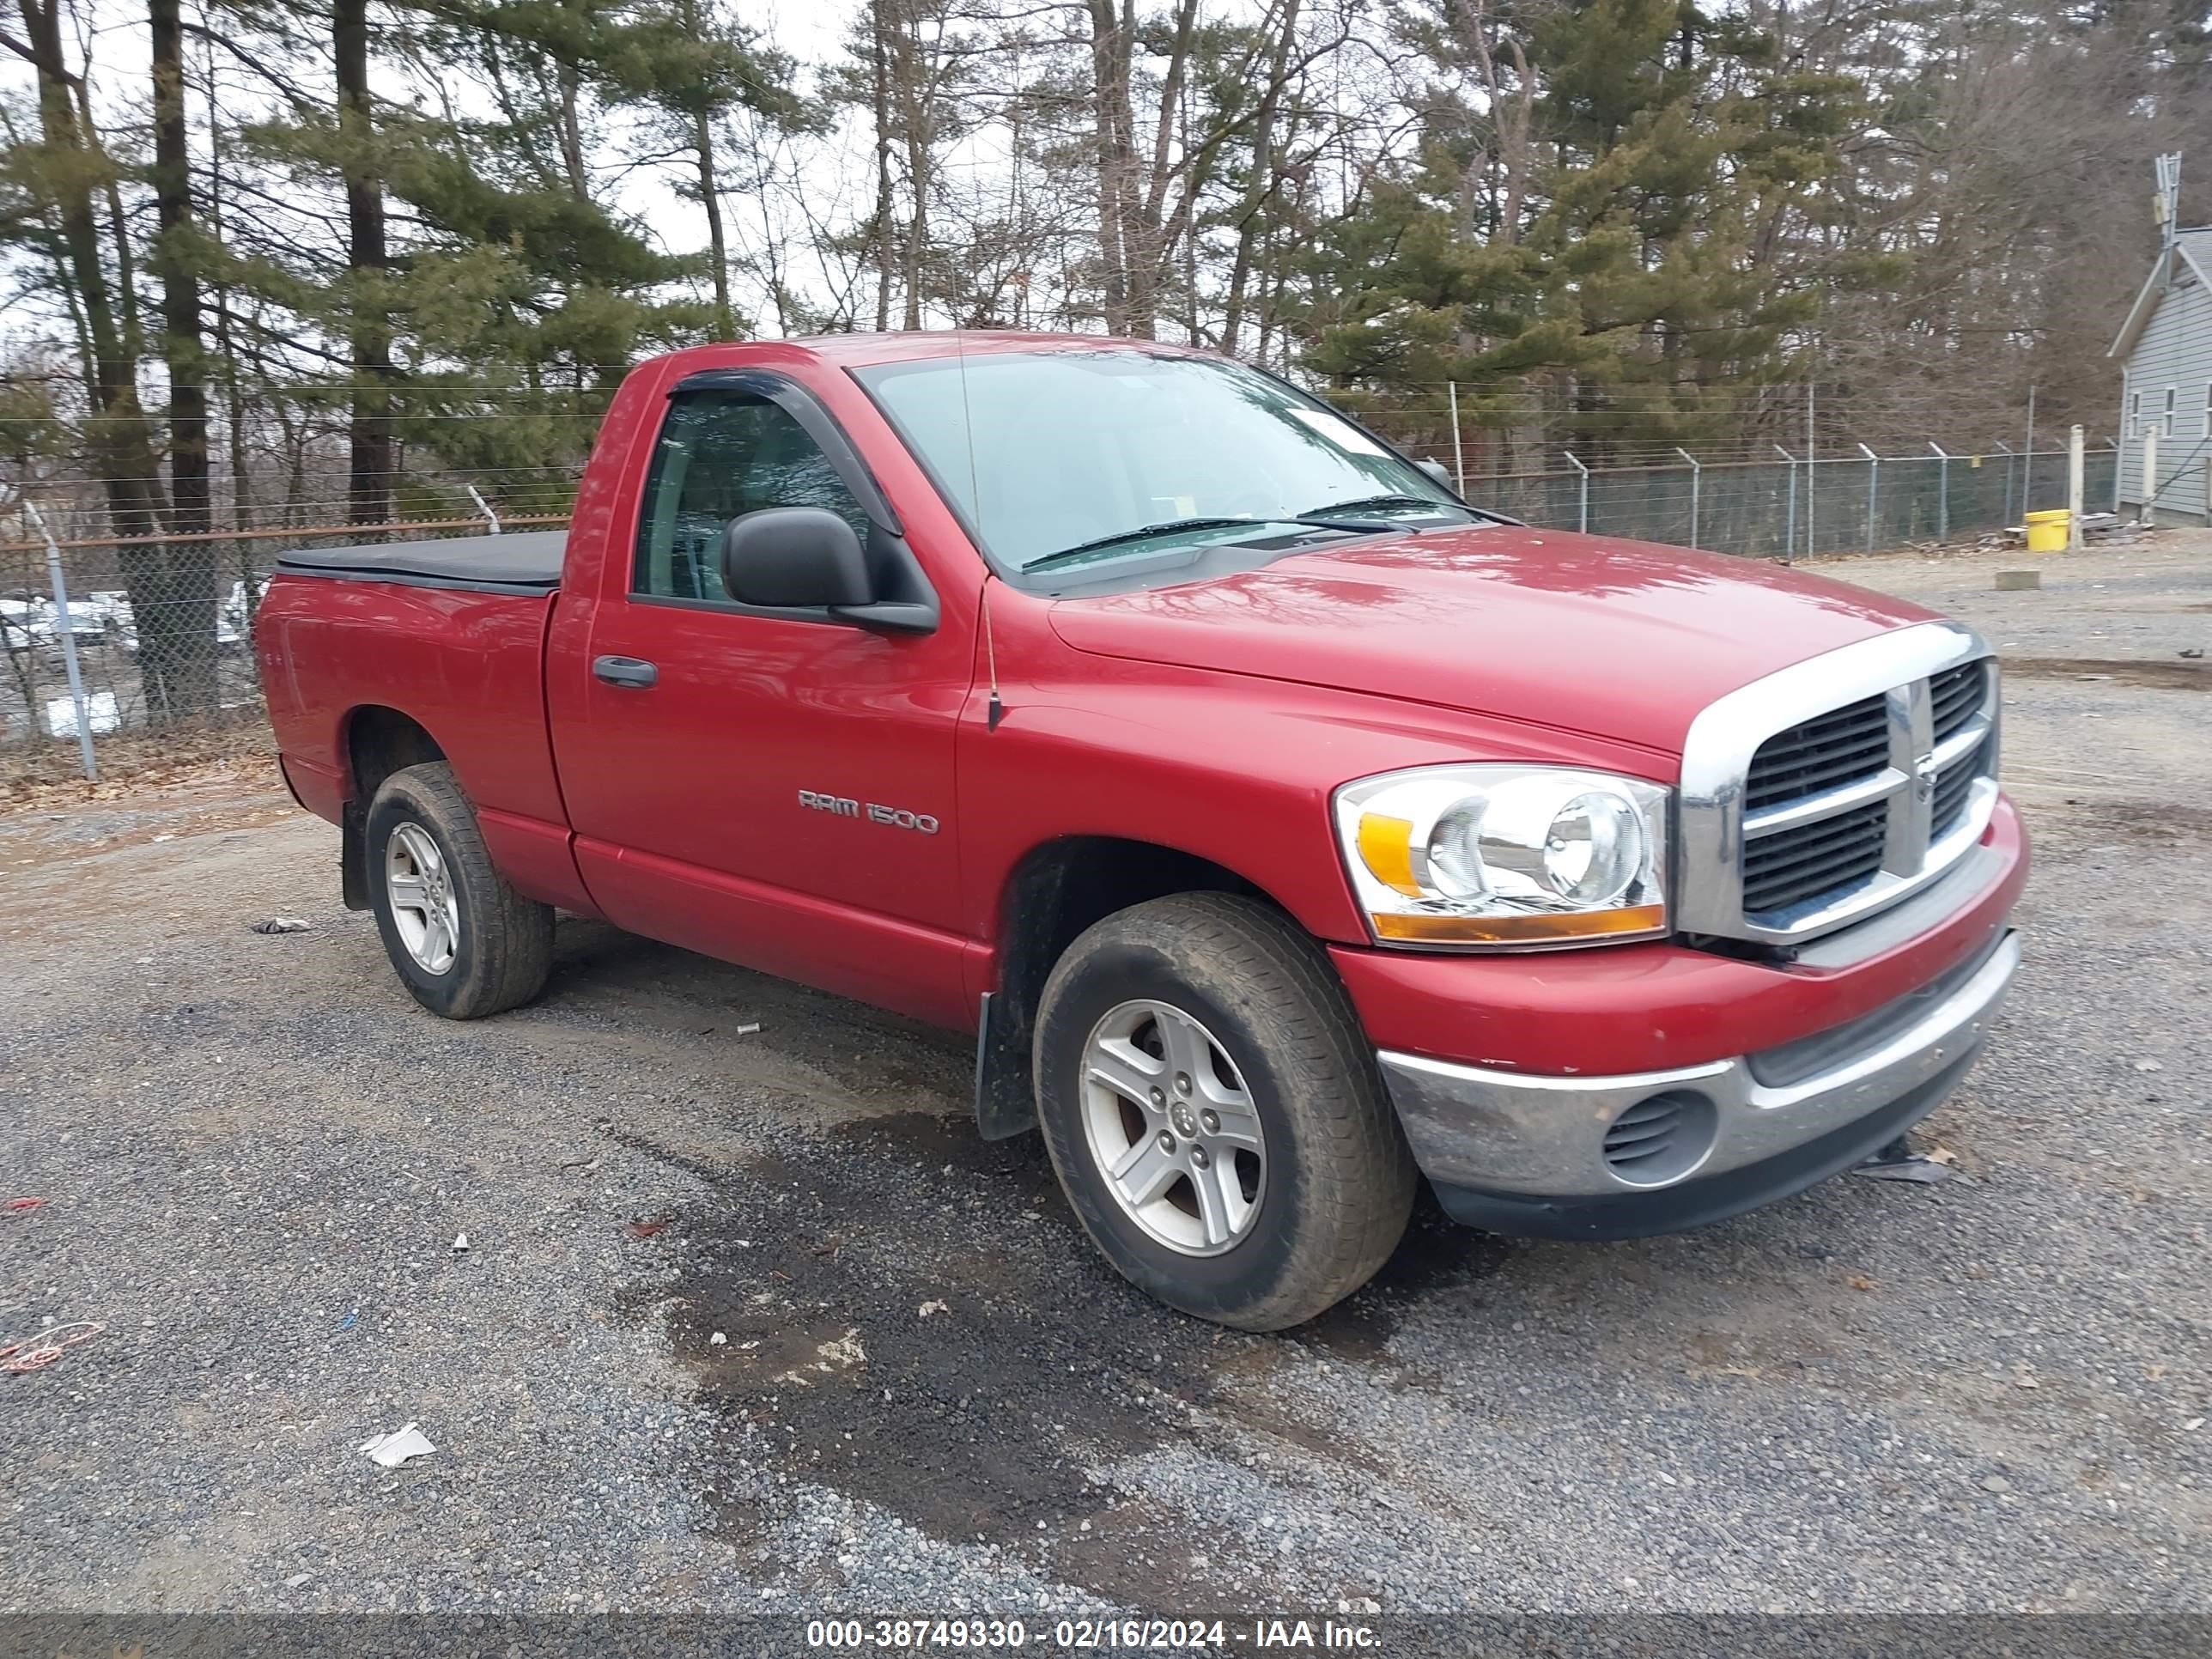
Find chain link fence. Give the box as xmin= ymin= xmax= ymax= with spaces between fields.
xmin=1373 ymin=438 xmax=2121 ymax=562
xmin=1 ymin=470 xmax=578 ymax=791
xmin=0 ymin=440 xmax=2120 ymax=789
xmin=0 ymin=542 xmax=253 ymax=769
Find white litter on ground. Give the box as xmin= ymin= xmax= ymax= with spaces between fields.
xmin=359 ymin=1423 xmax=437 ymax=1468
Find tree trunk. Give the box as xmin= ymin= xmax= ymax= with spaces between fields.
xmin=16 ymin=0 xmax=160 ymax=532
xmin=900 ymin=100 xmax=927 ymax=330
xmin=150 ymin=0 xmax=219 ymax=718
xmin=204 ymin=57 xmax=258 ymax=624
xmin=16 ymin=0 xmax=196 ymax=725
xmin=1121 ymin=0 xmax=1197 ymax=340
xmin=696 ymin=107 xmax=736 ymax=339
xmin=336 ymin=0 xmax=394 ymax=527
xmin=73 ymin=72 xmax=143 ymax=363
xmin=872 ymin=0 xmax=894 ymax=331
xmin=558 ymin=61 xmax=590 ymax=202
xmin=1087 ymin=0 xmax=1130 ymax=333
xmin=885 ymin=3 xmax=929 ymax=331
xmin=1220 ymin=0 xmax=1300 ymax=359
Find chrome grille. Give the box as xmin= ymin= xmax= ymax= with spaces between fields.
xmin=1744 ymin=696 xmax=1890 ymax=811
xmin=1930 ymin=662 xmax=1984 ymax=744
xmin=1931 ymin=739 xmax=1983 ymax=837
xmin=1677 ymin=624 xmax=2002 ymax=946
xmin=1741 ymin=798 xmax=1887 ymax=915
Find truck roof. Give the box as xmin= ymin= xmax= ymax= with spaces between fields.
xmin=662 ymin=330 xmax=1207 ymax=373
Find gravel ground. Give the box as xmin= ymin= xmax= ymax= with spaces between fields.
xmin=2 ymin=532 xmax=2207 ymax=1620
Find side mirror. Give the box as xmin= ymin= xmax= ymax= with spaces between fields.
xmin=1415 ymin=459 xmax=1456 ymax=491
xmin=720 ymin=507 xmax=874 ymax=610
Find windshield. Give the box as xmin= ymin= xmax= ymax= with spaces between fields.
xmin=853 ymin=349 xmax=1477 ymax=575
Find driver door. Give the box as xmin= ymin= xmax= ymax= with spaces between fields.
xmin=552 ymin=377 xmax=973 ymax=1024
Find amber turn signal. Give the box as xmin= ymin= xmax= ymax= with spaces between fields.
xmin=1355 ymin=811 xmax=1423 ymax=897
xmin=1370 ymin=903 xmax=1667 ymax=945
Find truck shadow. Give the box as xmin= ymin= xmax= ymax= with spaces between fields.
xmin=559 ymin=922 xmax=1624 ymax=1601
xmin=616 ymin=1093 xmax=1518 ymax=1604
xmin=540 ymin=918 xmax=974 ymax=1120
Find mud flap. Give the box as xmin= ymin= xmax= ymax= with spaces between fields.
xmin=973 ymin=991 xmax=1039 ymax=1140
xmin=340 ymin=803 xmax=371 ymax=911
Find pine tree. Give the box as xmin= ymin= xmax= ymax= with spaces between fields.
xmin=1299 ymin=0 xmax=1850 ymax=461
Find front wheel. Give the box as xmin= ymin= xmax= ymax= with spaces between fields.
xmin=1032 ymin=893 xmax=1416 ymax=1331
xmin=365 ymin=762 xmax=554 ymax=1019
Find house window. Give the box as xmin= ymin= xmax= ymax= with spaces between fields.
xmin=2164 ymin=386 xmax=2177 ymax=437
xmin=2129 ymin=390 xmax=2142 ymax=437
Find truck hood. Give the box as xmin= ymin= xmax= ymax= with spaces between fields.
xmin=1045 ymin=526 xmax=1939 ymax=755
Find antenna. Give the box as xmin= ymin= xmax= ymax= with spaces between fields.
xmin=956 ymin=329 xmax=1004 ymax=732
xmin=981 ymin=582 xmax=1004 ymax=732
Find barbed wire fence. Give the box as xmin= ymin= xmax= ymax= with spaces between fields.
xmin=0 ymin=420 xmax=2134 ymax=790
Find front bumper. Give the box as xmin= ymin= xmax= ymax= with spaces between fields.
xmin=1377 ymin=928 xmax=2019 ymax=1240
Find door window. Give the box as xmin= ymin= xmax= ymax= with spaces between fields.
xmin=633 ymin=391 xmax=870 ymax=603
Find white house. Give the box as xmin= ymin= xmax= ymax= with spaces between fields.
xmin=2109 ymin=224 xmax=2212 ymax=522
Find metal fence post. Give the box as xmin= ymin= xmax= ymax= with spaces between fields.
xmin=1805 ymin=380 xmax=1817 ymax=556
xmin=2110 ymin=439 xmax=2123 ymax=514
xmin=1995 ymin=441 xmax=2016 ymax=526
xmin=1929 ymin=442 xmax=1951 ymax=541
xmin=1448 ymin=383 xmax=1466 ymax=497
xmin=1774 ymin=445 xmax=1797 ymax=562
xmin=1564 ymin=452 xmax=1589 ymax=534
xmin=2142 ymin=430 xmax=2159 ymax=526
xmin=22 ymin=501 xmax=98 ymax=781
xmin=465 ymin=484 xmax=501 ymax=534
xmin=1674 ymin=447 xmax=1701 ymax=549
xmin=2067 ymin=425 xmax=2085 ymax=551
xmin=1857 ymin=443 xmax=1879 ymax=552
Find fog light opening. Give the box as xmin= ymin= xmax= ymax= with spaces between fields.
xmin=1601 ymin=1091 xmax=1719 ymax=1189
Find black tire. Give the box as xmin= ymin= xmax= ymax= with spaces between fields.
xmin=1032 ymin=892 xmax=1416 ymax=1331
xmin=364 ymin=761 xmax=554 ymax=1019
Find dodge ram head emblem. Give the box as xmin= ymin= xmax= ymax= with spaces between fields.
xmin=1912 ymin=750 xmax=1941 ymax=804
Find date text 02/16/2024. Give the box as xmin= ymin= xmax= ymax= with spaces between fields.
xmin=803 ymin=1618 xmax=1382 ymax=1650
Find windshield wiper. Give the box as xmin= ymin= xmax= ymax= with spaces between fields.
xmin=1021 ymin=517 xmax=1261 ymax=574
xmin=1292 ymin=493 xmax=1471 ymax=526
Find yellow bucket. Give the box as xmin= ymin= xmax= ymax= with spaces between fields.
xmin=2024 ymin=508 xmax=2069 ymax=553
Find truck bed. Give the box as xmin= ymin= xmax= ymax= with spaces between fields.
xmin=275 ymin=530 xmax=567 ymax=593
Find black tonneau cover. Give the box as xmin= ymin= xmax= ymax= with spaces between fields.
xmin=275 ymin=529 xmax=567 ymax=594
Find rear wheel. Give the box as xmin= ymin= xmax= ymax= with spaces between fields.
xmin=365 ymin=762 xmax=553 ymax=1019
xmin=1033 ymin=893 xmax=1416 ymax=1331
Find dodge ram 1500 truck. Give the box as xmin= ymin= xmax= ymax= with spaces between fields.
xmin=255 ymin=332 xmax=2025 ymax=1330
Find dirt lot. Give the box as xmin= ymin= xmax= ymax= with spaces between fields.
xmin=2 ymin=533 xmax=2208 ymax=1619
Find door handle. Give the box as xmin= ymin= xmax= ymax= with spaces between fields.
xmin=592 ymin=654 xmax=658 ymax=688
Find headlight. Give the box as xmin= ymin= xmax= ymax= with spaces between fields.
xmin=1334 ymin=765 xmax=1669 ymax=948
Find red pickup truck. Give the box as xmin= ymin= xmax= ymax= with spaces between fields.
xmin=256 ymin=333 xmax=2025 ymax=1329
